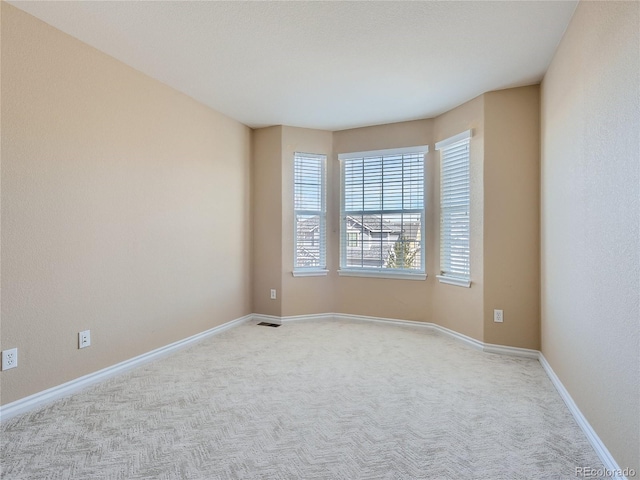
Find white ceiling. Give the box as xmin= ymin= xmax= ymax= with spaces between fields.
xmin=9 ymin=1 xmax=577 ymax=131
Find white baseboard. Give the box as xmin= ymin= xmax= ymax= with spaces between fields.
xmin=1 ymin=310 xmax=625 ymax=479
xmin=333 ymin=313 xmax=487 ymax=352
xmin=483 ymin=342 xmax=540 ymax=359
xmin=430 ymin=323 xmax=486 ymax=352
xmin=269 ymin=312 xmax=625 ymax=477
xmin=331 ymin=313 xmax=541 ymax=358
xmin=538 ymin=354 xmax=628 ymax=480
xmin=282 ymin=313 xmax=335 ymax=323
xmin=278 ymin=312 xmax=540 ymax=358
xmin=252 ymin=313 xmax=283 ymax=325
xmin=0 ymin=314 xmax=252 ymax=422
xmin=333 ymin=312 xmax=432 ymax=328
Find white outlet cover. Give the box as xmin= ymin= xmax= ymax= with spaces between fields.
xmin=494 ymin=309 xmax=504 ymax=323
xmin=2 ymin=348 xmax=18 ymax=370
xmin=79 ymin=330 xmax=91 ymax=348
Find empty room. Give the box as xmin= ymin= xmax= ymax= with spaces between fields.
xmin=1 ymin=1 xmax=638 ymax=479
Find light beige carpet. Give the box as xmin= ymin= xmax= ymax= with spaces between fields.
xmin=1 ymin=319 xmax=604 ymax=479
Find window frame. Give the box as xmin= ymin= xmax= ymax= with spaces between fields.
xmin=347 ymin=232 xmax=359 ymax=247
xmin=293 ymin=152 xmax=328 ymax=277
xmin=435 ymin=130 xmax=472 ymax=288
xmin=338 ymin=145 xmax=428 ymax=280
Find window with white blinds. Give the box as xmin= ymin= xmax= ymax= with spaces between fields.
xmin=294 ymin=152 xmax=327 ymax=273
xmin=338 ymin=146 xmax=428 ymax=279
xmin=436 ymin=130 xmax=472 ymax=287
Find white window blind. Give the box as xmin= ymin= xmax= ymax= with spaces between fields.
xmin=294 ymin=152 xmax=326 ymax=271
xmin=339 ymin=146 xmax=427 ymax=276
xmin=436 ymin=131 xmax=471 ymax=286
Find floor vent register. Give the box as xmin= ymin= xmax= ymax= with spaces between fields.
xmin=257 ymin=322 xmax=281 ymax=328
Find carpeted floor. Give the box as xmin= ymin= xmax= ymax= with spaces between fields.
xmin=1 ymin=319 xmax=604 ymax=479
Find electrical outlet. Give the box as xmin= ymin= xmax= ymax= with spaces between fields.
xmin=494 ymin=309 xmax=504 ymax=323
xmin=2 ymin=348 xmax=18 ymax=371
xmin=270 ymin=289 xmax=277 ymax=300
xmin=79 ymin=330 xmax=91 ymax=349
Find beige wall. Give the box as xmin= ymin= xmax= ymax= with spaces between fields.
xmin=281 ymin=126 xmax=334 ymax=316
xmin=0 ymin=4 xmax=252 ymax=404
xmin=4 ymin=4 xmax=637 ymax=470
xmin=251 ymin=126 xmax=283 ymax=316
xmin=332 ymin=120 xmax=435 ymax=322
xmin=252 ymin=125 xmax=334 ymax=317
xmin=484 ymin=86 xmax=540 ymax=349
xmin=541 ymin=0 xmax=639 ymax=472
xmin=254 ymin=96 xmax=539 ymax=350
xmin=432 ymin=96 xmax=485 ymax=341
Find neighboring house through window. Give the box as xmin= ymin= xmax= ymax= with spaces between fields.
xmin=436 ymin=130 xmax=472 ymax=287
xmin=338 ymin=146 xmax=428 ymax=279
xmin=294 ymin=152 xmax=327 ymax=276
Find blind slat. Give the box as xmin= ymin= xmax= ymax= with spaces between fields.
xmin=439 ymin=136 xmax=471 ymax=279
xmin=295 ymin=153 xmax=327 ymax=270
xmin=341 ymin=150 xmax=426 ymax=273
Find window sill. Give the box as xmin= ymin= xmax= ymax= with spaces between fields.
xmin=436 ymin=275 xmax=471 ymax=288
xmin=338 ymin=269 xmax=426 ymax=281
xmin=292 ymin=270 xmax=329 ymax=277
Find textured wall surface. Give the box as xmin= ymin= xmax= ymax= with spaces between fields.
xmin=251 ymin=126 xmax=283 ymax=316
xmin=332 ymin=120 xmax=435 ymax=323
xmin=1 ymin=4 xmax=252 ymax=405
xmin=484 ymin=86 xmax=541 ymax=350
xmin=254 ymin=95 xmax=539 ymax=350
xmin=541 ymin=1 xmax=639 ymax=472
xmin=281 ymin=126 xmax=334 ymax=317
xmin=432 ymin=96 xmax=485 ymax=341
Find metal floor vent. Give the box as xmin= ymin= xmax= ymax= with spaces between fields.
xmin=257 ymin=322 xmax=281 ymax=328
